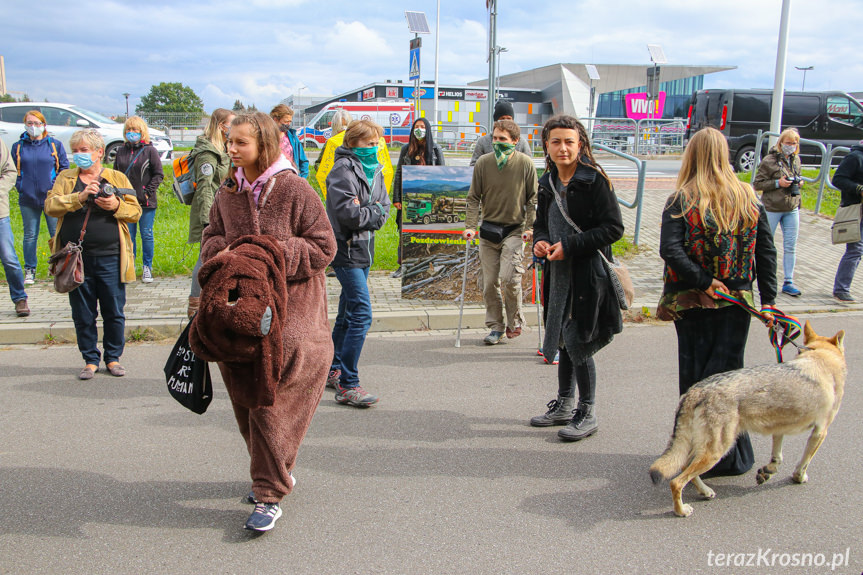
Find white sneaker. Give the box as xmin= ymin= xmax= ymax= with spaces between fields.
xmin=142 ymin=266 xmax=153 ymax=283
xmin=23 ymin=269 xmax=35 ymax=285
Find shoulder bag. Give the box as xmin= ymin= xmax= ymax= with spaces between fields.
xmin=832 ymin=203 xmax=862 ymax=244
xmin=548 ymin=177 xmax=634 ymax=310
xmin=48 ymin=205 xmax=91 ymax=293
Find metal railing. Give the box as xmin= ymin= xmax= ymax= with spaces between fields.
xmin=593 ymin=142 xmax=648 ymax=245
xmin=634 ymin=119 xmax=686 ymax=155
xmin=814 ymin=145 xmax=850 ymax=214
xmin=429 ymin=123 xmax=490 ymax=152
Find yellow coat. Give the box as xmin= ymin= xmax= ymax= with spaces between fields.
xmin=45 ymin=168 xmax=142 ymax=283
xmin=315 ymin=133 xmax=393 ymax=199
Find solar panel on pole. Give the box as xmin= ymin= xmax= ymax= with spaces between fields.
xmin=405 ymin=11 xmax=430 ymax=34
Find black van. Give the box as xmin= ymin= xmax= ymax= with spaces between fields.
xmin=684 ymin=89 xmax=863 ymax=171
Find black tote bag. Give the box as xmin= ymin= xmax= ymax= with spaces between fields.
xmin=164 ymin=318 xmax=213 ymax=414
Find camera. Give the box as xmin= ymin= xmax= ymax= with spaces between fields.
xmin=97 ymin=183 xmax=116 ymax=199
xmin=787 ymin=176 xmax=803 ymax=197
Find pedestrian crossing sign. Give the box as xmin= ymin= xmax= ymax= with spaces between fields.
xmin=409 ymin=48 xmax=420 ymax=80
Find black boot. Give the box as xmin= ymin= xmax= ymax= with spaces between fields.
xmin=529 ymin=395 xmax=575 ymax=427
xmin=558 ymin=401 xmax=598 ymax=441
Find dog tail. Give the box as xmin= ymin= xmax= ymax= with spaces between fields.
xmin=649 ymin=400 xmax=693 ymax=484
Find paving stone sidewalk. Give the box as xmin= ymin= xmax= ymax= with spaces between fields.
xmin=0 ymin=177 xmax=858 ymax=343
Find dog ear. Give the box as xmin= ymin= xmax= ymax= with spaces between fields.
xmin=803 ymin=320 xmax=816 ymax=344
xmin=831 ymin=330 xmax=845 ymax=352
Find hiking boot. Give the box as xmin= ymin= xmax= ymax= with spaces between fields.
xmin=14 ymin=299 xmax=30 ymax=317
xmin=781 ymin=282 xmax=801 ymax=297
xmin=530 ymin=395 xmax=575 ymax=427
xmin=483 ymin=331 xmax=505 ymax=345
xmin=246 ymin=473 xmax=295 ymax=504
xmin=506 ymin=326 xmax=522 ymax=339
xmin=334 ymin=383 xmax=379 ymax=407
xmin=558 ymin=402 xmax=598 ymax=441
xmin=23 ymin=269 xmax=35 ymax=285
xmin=244 ymin=502 xmax=282 ymax=532
xmin=833 ymin=292 xmax=855 ymax=303
xmin=142 ymin=266 xmax=154 ymax=283
xmin=326 ymin=369 xmax=341 ymax=389
xmin=187 ymin=296 xmax=200 ymax=318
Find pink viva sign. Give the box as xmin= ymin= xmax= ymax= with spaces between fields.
xmin=625 ymin=92 xmax=666 ymax=120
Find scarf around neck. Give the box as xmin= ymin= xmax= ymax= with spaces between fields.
xmin=493 ymin=141 xmax=516 ymax=170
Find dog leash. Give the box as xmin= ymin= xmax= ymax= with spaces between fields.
xmin=714 ymin=290 xmax=806 ymax=363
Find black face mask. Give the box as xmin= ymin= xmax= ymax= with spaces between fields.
xmin=279 ymin=123 xmax=291 ymax=134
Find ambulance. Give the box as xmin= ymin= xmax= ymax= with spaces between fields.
xmin=298 ymin=101 xmax=415 ymax=148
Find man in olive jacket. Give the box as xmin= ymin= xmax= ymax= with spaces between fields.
xmin=0 ymin=140 xmax=29 ymax=316
xmin=464 ymin=119 xmax=537 ymax=345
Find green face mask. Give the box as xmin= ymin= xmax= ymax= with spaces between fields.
xmin=353 ymin=146 xmax=379 ymax=184
xmin=493 ymin=141 xmax=516 ymax=170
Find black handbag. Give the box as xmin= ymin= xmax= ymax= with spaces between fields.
xmin=479 ymin=220 xmax=520 ymax=244
xmin=164 ymin=317 xmax=213 ymax=414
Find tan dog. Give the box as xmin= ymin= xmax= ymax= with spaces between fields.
xmin=650 ymin=321 xmax=846 ymax=517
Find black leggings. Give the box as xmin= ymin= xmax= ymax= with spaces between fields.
xmin=557 ymin=349 xmax=596 ymax=405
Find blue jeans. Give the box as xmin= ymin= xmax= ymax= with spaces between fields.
xmin=127 ymin=207 xmax=156 ymax=268
xmin=331 ymin=266 xmax=371 ymax=388
xmin=19 ymin=204 xmax=57 ymax=272
xmin=68 ymin=254 xmax=126 ymax=365
xmin=0 ymin=216 xmax=27 ymax=303
xmin=834 ymin=219 xmax=863 ymax=296
xmin=765 ymin=208 xmax=799 ymax=284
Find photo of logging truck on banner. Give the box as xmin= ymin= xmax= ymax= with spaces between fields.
xmin=400 ymin=166 xmax=480 ymax=301
xmin=398 ymin=165 xmax=536 ymax=306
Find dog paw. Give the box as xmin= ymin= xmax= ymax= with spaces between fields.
xmin=701 ymin=487 xmax=716 ymax=500
xmin=674 ymin=504 xmax=694 ymax=517
xmin=756 ymin=467 xmax=773 ymax=485
xmin=792 ymin=471 xmax=808 ymax=484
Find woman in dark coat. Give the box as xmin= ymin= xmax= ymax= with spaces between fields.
xmin=198 ymin=112 xmax=336 ymax=532
xmin=657 ymin=127 xmax=777 ymax=477
xmin=530 ymin=115 xmax=624 ymax=441
xmin=391 ymin=117 xmax=445 ymax=276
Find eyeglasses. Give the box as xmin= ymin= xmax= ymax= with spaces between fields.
xmin=25 ymin=122 xmax=45 ymax=127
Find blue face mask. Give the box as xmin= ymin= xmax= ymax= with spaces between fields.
xmin=73 ymin=152 xmax=95 ymax=169
xmin=126 ymin=132 xmax=142 ymax=143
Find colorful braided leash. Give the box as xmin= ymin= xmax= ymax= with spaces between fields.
xmin=714 ymin=290 xmax=806 ymax=363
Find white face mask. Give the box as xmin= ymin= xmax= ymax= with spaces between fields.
xmin=782 ymin=144 xmax=796 ymax=156
xmin=26 ymin=125 xmax=45 ymax=138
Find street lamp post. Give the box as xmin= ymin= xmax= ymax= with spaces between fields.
xmin=123 ymin=93 xmax=130 ymax=117
xmin=795 ymin=66 xmax=813 ymax=91
xmin=495 ymin=46 xmax=508 ymax=101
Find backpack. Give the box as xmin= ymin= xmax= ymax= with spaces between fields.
xmin=172 ymin=152 xmax=196 ymax=205
xmin=15 ymin=136 xmax=60 ymax=179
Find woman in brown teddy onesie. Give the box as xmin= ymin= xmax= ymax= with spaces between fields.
xmin=198 ymin=112 xmax=336 ymax=532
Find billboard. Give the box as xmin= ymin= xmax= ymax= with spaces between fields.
xmin=624 ymin=91 xmax=667 ymax=120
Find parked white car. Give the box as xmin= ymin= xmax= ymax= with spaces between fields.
xmin=0 ymin=102 xmax=173 ymax=164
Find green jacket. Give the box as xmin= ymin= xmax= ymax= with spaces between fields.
xmin=0 ymin=140 xmax=17 ymax=219
xmin=188 ymin=135 xmax=230 ymax=244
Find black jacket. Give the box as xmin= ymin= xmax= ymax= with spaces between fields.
xmin=833 ymin=145 xmax=863 ymax=207
xmin=325 ymin=146 xmax=391 ymax=268
xmin=534 ymin=162 xmax=624 ymax=343
xmin=113 ymin=142 xmax=164 ymax=209
xmin=659 ymin=195 xmax=777 ymax=306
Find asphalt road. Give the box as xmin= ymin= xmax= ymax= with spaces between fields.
xmin=1 ymin=314 xmax=860 ymax=574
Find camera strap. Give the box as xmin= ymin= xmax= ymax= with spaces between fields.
xmin=77 ymin=206 xmax=93 ymax=245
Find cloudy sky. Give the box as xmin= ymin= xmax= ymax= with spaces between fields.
xmin=2 ymin=0 xmax=861 ymax=117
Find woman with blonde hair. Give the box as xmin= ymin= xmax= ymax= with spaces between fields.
xmin=45 ymin=129 xmax=141 ymax=380
xmin=186 ymin=108 xmax=235 ymax=316
xmin=113 ymin=116 xmax=163 ymax=283
xmin=195 ymin=112 xmax=335 ymax=532
xmin=753 ymin=127 xmax=803 ymax=296
xmin=657 ymin=127 xmax=777 ymax=476
xmin=325 ymin=119 xmax=390 ymax=406
xmin=11 ymin=109 xmax=69 ymax=285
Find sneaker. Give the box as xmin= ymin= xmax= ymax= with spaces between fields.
xmin=781 ymin=282 xmax=801 ymax=297
xmin=14 ymin=299 xmax=30 ymax=317
xmin=23 ymin=269 xmax=35 ymax=285
xmin=334 ymin=383 xmax=379 ymax=407
xmin=483 ymin=331 xmax=505 ymax=345
xmin=246 ymin=473 xmax=295 ymax=504
xmin=505 ymin=326 xmax=522 ymax=339
xmin=834 ymin=292 xmax=856 ymax=303
xmin=244 ymin=502 xmax=282 ymax=532
xmin=326 ymin=368 xmax=341 ymax=389
xmin=142 ymin=266 xmax=154 ymax=283
xmin=390 ymin=267 xmax=403 ymax=279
